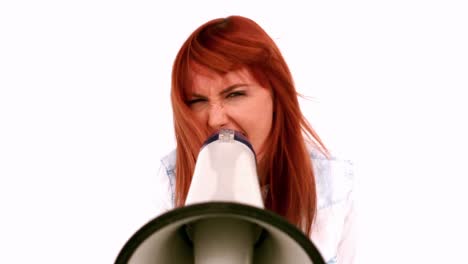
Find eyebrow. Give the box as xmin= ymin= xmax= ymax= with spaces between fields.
xmin=190 ymin=83 xmax=248 ymax=98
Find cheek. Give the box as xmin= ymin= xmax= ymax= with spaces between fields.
xmin=188 ymin=110 xmax=212 ymax=135
xmin=192 ymin=111 xmax=206 ymax=123
xmin=255 ymin=101 xmax=274 ymax=144
xmin=190 ymin=106 xmax=212 ymax=124
xmin=256 ymin=109 xmax=273 ymax=139
xmin=236 ymin=108 xmax=273 ymax=143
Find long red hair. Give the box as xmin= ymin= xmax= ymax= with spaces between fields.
xmin=170 ymin=15 xmax=328 ymax=235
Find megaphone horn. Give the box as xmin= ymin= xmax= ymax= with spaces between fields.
xmin=115 ymin=129 xmax=326 ymax=264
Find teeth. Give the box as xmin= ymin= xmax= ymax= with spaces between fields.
xmin=215 ymin=128 xmax=247 ymax=140
xmin=218 ymin=129 xmax=235 ymax=142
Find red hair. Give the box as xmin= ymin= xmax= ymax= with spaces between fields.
xmin=170 ymin=15 xmax=328 ymax=235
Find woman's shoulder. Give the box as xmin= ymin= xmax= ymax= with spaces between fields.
xmin=307 ymin=146 xmax=355 ymax=210
xmin=307 ymin=145 xmax=357 ymax=262
xmin=158 ymin=149 xmax=177 ymax=208
xmin=160 ymin=149 xmax=177 ymax=175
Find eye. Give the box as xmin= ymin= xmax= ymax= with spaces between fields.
xmin=187 ymin=98 xmax=207 ymax=106
xmin=226 ymin=91 xmax=245 ymax=98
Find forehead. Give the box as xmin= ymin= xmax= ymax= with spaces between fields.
xmin=189 ymin=67 xmax=257 ymax=94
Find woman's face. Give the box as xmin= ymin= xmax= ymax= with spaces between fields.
xmin=187 ymin=67 xmax=274 ymax=160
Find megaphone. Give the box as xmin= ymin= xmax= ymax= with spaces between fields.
xmin=115 ymin=129 xmax=326 ymax=263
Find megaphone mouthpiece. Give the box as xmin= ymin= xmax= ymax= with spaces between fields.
xmin=185 ymin=129 xmax=264 ymax=208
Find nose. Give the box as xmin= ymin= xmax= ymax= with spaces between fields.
xmin=207 ymin=103 xmax=228 ymax=131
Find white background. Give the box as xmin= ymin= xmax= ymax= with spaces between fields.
xmin=1 ymin=1 xmax=467 ymax=263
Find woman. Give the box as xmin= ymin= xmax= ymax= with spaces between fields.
xmin=155 ymin=15 xmax=355 ymax=263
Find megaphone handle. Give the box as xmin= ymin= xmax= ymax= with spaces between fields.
xmin=192 ymin=217 xmax=258 ymax=264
